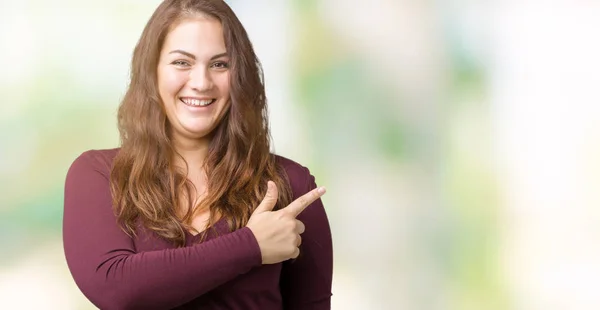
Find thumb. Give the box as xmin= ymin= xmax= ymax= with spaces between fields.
xmin=253 ymin=181 xmax=279 ymax=213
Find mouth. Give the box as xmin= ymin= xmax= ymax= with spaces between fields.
xmin=180 ymin=97 xmax=216 ymax=107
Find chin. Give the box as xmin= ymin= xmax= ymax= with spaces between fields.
xmin=183 ymin=127 xmax=213 ymax=139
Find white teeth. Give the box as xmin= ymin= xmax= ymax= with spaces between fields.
xmin=181 ymin=98 xmax=214 ymax=106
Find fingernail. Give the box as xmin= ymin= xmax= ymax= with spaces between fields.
xmin=317 ymin=187 xmax=326 ymax=194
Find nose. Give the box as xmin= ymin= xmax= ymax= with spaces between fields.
xmin=188 ymin=66 xmax=214 ymax=92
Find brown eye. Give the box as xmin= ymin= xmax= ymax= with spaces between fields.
xmin=171 ymin=60 xmax=190 ymax=67
xmin=212 ymin=61 xmax=229 ymax=69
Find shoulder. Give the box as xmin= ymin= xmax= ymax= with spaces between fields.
xmin=68 ymin=148 xmax=121 ymax=179
xmin=274 ymin=155 xmax=310 ymax=181
xmin=274 ymin=154 xmax=318 ymax=198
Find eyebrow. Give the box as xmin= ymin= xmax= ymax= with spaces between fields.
xmin=168 ymin=50 xmax=228 ymax=61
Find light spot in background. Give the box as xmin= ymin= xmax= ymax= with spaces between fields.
xmin=0 ymin=240 xmax=94 ymax=309
xmin=492 ymin=3 xmax=600 ymax=309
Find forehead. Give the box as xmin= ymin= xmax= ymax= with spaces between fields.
xmin=162 ymin=17 xmax=226 ymax=55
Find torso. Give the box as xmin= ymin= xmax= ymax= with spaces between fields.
xmin=82 ymin=147 xmax=321 ymax=309
xmin=181 ymin=170 xmax=218 ymax=235
xmin=131 ymin=211 xmax=284 ymax=310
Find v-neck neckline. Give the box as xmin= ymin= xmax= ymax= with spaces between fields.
xmin=184 ymin=217 xmax=228 ymax=243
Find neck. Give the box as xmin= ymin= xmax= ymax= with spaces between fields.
xmin=172 ymin=136 xmax=210 ymax=175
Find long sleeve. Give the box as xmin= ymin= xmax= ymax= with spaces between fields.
xmin=279 ymin=166 xmax=334 ymax=309
xmin=63 ymin=151 xmax=262 ymax=310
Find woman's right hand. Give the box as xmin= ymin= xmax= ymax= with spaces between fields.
xmin=246 ymin=181 xmax=326 ymax=264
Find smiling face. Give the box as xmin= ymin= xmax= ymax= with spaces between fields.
xmin=157 ymin=17 xmax=231 ymax=147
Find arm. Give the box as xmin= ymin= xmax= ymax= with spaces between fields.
xmin=279 ymin=167 xmax=334 ymax=309
xmin=63 ymin=151 xmax=262 ymax=310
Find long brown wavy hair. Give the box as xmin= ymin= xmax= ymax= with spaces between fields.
xmin=110 ymin=0 xmax=293 ymax=247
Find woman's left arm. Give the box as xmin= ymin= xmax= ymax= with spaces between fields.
xmin=280 ymin=168 xmax=333 ymax=309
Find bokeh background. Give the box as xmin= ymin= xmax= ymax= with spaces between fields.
xmin=1 ymin=0 xmax=600 ymax=309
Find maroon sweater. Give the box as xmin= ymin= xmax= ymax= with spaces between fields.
xmin=63 ymin=149 xmax=333 ymax=310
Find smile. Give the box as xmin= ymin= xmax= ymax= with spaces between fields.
xmin=180 ymin=97 xmax=216 ymax=107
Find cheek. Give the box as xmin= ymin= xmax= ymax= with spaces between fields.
xmin=216 ymin=74 xmax=231 ymax=97
xmin=158 ymin=70 xmax=187 ymax=97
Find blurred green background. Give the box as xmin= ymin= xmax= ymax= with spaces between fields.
xmin=2 ymin=0 xmax=600 ymax=309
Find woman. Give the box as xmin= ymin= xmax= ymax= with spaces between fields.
xmin=62 ymin=0 xmax=333 ymax=309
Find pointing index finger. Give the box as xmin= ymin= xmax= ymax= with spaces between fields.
xmin=282 ymin=186 xmax=326 ymax=217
